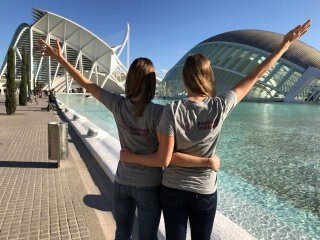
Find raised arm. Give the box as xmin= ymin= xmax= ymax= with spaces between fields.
xmin=37 ymin=39 xmax=106 ymax=103
xmin=233 ymin=20 xmax=311 ymax=102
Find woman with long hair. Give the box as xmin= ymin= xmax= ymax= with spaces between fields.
xmin=120 ymin=20 xmax=311 ymax=240
xmin=38 ymin=39 xmax=221 ymax=240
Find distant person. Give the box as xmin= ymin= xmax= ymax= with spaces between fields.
xmin=38 ymin=40 xmax=220 ymax=240
xmin=27 ymin=91 xmax=32 ymax=103
xmin=33 ymin=90 xmax=38 ymax=105
xmin=119 ymin=20 xmax=311 ymax=240
xmin=48 ymin=89 xmax=56 ymax=103
xmin=0 ymin=89 xmax=2 ymax=95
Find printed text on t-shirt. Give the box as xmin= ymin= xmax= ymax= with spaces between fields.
xmin=197 ymin=120 xmax=218 ymax=131
xmin=129 ymin=127 xmax=149 ymax=137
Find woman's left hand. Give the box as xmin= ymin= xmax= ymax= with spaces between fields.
xmin=119 ymin=148 xmax=133 ymax=163
xmin=208 ymin=155 xmax=220 ymax=172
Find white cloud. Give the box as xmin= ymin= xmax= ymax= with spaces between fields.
xmin=156 ymin=68 xmax=169 ymax=79
xmin=160 ymin=68 xmax=168 ymax=73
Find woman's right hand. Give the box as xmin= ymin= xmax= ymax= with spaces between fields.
xmin=208 ymin=155 xmax=220 ymax=172
xmin=281 ymin=20 xmax=311 ymax=48
xmin=37 ymin=39 xmax=63 ymax=60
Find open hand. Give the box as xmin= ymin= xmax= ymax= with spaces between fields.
xmin=36 ymin=39 xmax=62 ymax=59
xmin=282 ymin=20 xmax=311 ymax=46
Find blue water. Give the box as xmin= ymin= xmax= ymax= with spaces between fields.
xmin=57 ymin=93 xmax=320 ymax=239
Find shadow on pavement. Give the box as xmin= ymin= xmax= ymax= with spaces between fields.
xmin=57 ymin=109 xmax=141 ymax=239
xmin=56 ymin=110 xmax=115 ymax=210
xmin=0 ymin=113 xmax=25 ymax=116
xmin=83 ymin=194 xmax=113 ymax=211
xmin=0 ymin=161 xmax=57 ymax=168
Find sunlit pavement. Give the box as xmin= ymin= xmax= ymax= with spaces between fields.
xmin=0 ymin=95 xmax=114 ymax=240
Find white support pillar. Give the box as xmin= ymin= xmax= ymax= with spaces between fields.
xmin=15 ymin=47 xmax=22 ymax=61
xmin=80 ymin=53 xmax=83 ymax=74
xmin=48 ymin=47 xmax=52 ymax=89
xmin=69 ymin=52 xmax=81 ymax=89
xmin=64 ymin=50 xmax=69 ymax=93
xmin=14 ymin=48 xmax=17 ymax=77
xmin=52 ymin=63 xmax=60 ymax=88
xmin=101 ymin=72 xmax=111 ymax=88
xmin=88 ymin=63 xmax=96 ymax=81
xmin=95 ymin=64 xmax=99 ymax=85
xmin=30 ymin=27 xmax=34 ymax=90
xmin=52 ymin=44 xmax=67 ymax=88
xmin=127 ymin=24 xmax=130 ymax=68
xmin=0 ymin=63 xmax=7 ymax=79
xmin=34 ymin=57 xmax=44 ymax=85
xmin=62 ymin=21 xmax=70 ymax=93
xmin=46 ymin=15 xmax=52 ymax=90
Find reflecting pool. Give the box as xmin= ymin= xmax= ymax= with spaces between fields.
xmin=57 ymin=93 xmax=320 ymax=239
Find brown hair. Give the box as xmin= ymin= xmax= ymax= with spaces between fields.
xmin=182 ymin=54 xmax=216 ymax=97
xmin=125 ymin=58 xmax=156 ymax=117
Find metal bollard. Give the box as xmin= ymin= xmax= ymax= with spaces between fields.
xmin=73 ymin=115 xmax=80 ymax=121
xmin=59 ymin=122 xmax=68 ymax=160
xmin=87 ymin=128 xmax=98 ymax=137
xmin=48 ymin=122 xmax=68 ymax=168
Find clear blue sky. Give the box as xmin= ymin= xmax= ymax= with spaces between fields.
xmin=0 ymin=0 xmax=319 ymax=77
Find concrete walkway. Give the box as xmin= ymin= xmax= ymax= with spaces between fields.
xmin=0 ymin=95 xmax=115 ymax=240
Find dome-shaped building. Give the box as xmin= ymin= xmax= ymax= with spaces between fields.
xmin=158 ymin=30 xmax=320 ymax=103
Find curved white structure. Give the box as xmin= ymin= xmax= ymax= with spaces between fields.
xmin=1 ymin=9 xmax=130 ymax=93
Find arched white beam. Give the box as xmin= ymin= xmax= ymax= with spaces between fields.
xmin=0 ymin=25 xmax=30 ymax=78
xmin=116 ymin=23 xmax=130 ymax=68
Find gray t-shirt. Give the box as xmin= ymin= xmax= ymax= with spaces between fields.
xmin=157 ymin=91 xmax=238 ymax=194
xmin=100 ymin=90 xmax=164 ymax=187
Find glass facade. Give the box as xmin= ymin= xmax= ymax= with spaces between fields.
xmin=158 ymin=41 xmax=313 ymax=102
xmin=295 ymin=77 xmax=320 ymax=103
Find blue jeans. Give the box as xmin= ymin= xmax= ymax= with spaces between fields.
xmin=114 ymin=182 xmax=161 ymax=240
xmin=161 ymin=185 xmax=217 ymax=240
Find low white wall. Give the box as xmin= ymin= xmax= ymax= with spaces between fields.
xmin=56 ymin=100 xmax=256 ymax=240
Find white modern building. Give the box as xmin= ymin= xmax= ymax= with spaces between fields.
xmin=158 ymin=30 xmax=320 ymax=103
xmin=0 ymin=9 xmax=130 ymax=93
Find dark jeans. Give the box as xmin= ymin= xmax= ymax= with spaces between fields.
xmin=114 ymin=182 xmax=161 ymax=240
xmin=161 ymin=185 xmax=217 ymax=240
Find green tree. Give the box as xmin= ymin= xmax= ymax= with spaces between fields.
xmin=26 ymin=53 xmax=31 ymax=92
xmin=19 ymin=47 xmax=27 ymax=106
xmin=5 ymin=47 xmax=16 ymax=114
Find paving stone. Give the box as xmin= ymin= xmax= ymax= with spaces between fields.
xmin=39 ymin=233 xmax=50 ymax=239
